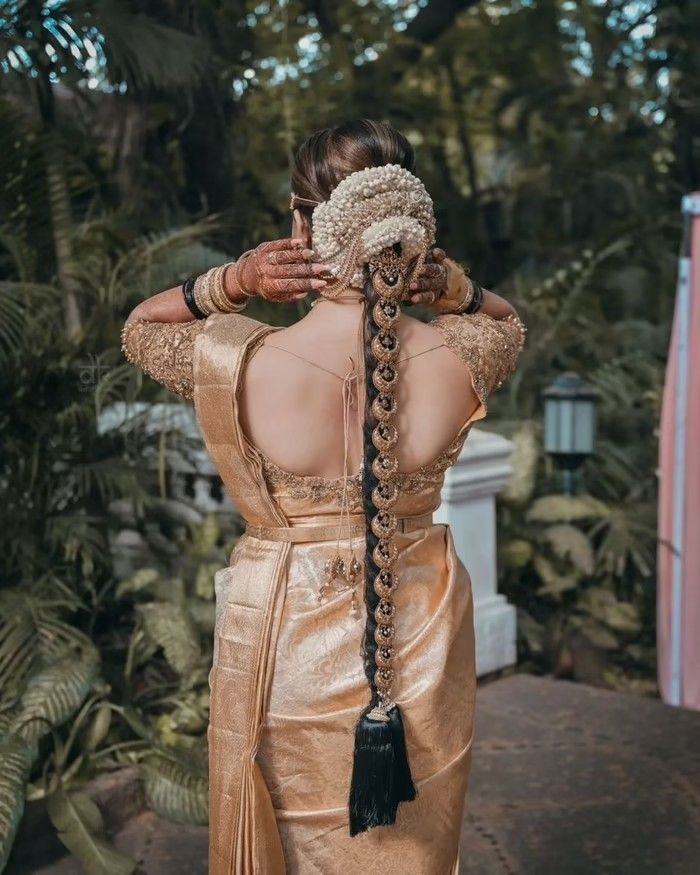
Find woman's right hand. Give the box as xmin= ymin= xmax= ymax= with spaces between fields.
xmin=235 ymin=238 xmax=330 ymax=303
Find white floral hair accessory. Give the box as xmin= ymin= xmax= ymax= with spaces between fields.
xmin=311 ymin=163 xmax=436 ymax=296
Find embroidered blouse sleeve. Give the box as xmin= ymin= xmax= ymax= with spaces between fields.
xmin=430 ymin=311 xmax=526 ymax=425
xmin=120 ymin=318 xmax=206 ymax=401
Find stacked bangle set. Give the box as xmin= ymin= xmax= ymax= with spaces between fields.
xmin=182 ymin=252 xmax=255 ymax=320
xmin=459 ymin=277 xmax=484 ymax=314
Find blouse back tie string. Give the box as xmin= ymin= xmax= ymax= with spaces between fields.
xmin=322 ymin=350 xmax=363 ymax=614
xmin=260 ymin=329 xmax=447 ymax=611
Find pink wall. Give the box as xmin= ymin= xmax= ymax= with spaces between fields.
xmin=658 ymin=197 xmax=700 ymax=709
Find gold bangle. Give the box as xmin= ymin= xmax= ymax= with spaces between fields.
xmin=211 ymin=264 xmax=229 ymax=311
xmin=455 ymin=276 xmax=475 ymax=314
xmin=433 ymin=259 xmax=470 ymax=314
xmin=230 ymin=257 xmax=253 ymax=300
xmin=213 ymin=263 xmax=246 ymax=313
xmin=193 ymin=273 xmax=213 ymax=316
xmin=249 ymin=246 xmax=264 ymax=292
xmin=198 ymin=268 xmax=216 ymax=314
xmin=235 ymin=249 xmax=257 ymax=297
xmin=194 ymin=265 xmax=247 ymax=315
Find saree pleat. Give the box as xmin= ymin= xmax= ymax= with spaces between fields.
xmin=194 ymin=314 xmax=476 ymax=874
xmin=208 ymin=538 xmax=290 ymax=873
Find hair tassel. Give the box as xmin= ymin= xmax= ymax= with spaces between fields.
xmin=348 ymin=700 xmax=415 ymax=836
xmin=348 ymin=249 xmax=423 ymax=836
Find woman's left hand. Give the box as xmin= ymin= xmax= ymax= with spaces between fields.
xmin=407 ymin=248 xmax=447 ymax=305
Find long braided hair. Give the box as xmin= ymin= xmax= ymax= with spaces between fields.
xmin=291 ymin=121 xmax=436 ymax=835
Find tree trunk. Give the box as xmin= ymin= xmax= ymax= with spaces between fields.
xmin=445 ymin=59 xmax=479 ymax=204
xmin=44 ymin=140 xmax=82 ymax=339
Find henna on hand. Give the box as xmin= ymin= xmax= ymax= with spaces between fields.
xmin=407 ymin=248 xmax=447 ymax=305
xmin=237 ymin=238 xmax=330 ymax=302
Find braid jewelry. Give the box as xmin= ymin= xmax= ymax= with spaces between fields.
xmin=365 ymin=250 xmax=414 ymax=721
xmin=348 ymin=246 xmax=427 ymax=837
xmin=310 ymin=164 xmax=435 ymax=837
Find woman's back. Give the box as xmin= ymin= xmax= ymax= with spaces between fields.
xmin=120 ymin=119 xmax=530 ymax=872
xmin=240 ymin=302 xmax=479 ymax=479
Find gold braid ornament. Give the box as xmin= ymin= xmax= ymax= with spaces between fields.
xmin=310 ymin=163 xmax=436 ymax=835
xmin=364 ymin=247 xmax=426 ymax=722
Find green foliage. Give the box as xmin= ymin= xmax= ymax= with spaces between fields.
xmin=11 ymin=650 xmax=101 ymax=744
xmin=137 ymin=603 xmax=203 ymax=679
xmin=2 ymin=0 xmax=698 ymax=868
xmin=498 ymin=407 xmax=657 ymax=693
xmin=0 ymin=735 xmax=34 ymax=871
xmin=47 ymin=788 xmax=135 ymax=875
xmin=527 ymin=494 xmax=611 ymax=524
xmin=141 ymin=754 xmax=208 ymax=826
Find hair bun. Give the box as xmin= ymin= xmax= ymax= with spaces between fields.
xmin=312 ymin=164 xmax=436 ymax=296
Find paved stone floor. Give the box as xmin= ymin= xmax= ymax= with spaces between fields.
xmin=460 ymin=674 xmax=700 ymax=874
xmin=9 ymin=674 xmax=700 ymax=874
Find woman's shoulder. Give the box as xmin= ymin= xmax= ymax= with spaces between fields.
xmin=198 ymin=312 xmax=271 ymax=345
xmin=430 ymin=311 xmax=525 ymax=361
xmin=428 ymin=310 xmax=526 ymax=412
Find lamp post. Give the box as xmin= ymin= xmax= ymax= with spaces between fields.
xmin=542 ymin=372 xmax=598 ymax=495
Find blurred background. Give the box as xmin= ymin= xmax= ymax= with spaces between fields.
xmin=1 ymin=1 xmax=698 ymax=873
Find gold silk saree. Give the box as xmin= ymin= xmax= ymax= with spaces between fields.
xmin=122 ymin=309 xmax=525 ymax=874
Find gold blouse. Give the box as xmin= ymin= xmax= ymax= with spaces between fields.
xmin=122 ymin=308 xmax=526 ymax=873
xmin=121 ymin=310 xmax=526 ymax=505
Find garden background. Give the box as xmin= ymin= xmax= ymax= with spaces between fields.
xmin=1 ymin=0 xmax=698 ymax=871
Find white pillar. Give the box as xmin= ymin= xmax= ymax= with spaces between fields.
xmin=434 ymin=428 xmax=517 ymax=677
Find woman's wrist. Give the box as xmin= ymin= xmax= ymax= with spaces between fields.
xmin=183 ymin=261 xmax=249 ymax=318
xmin=434 ymin=257 xmax=485 ymax=315
xmin=183 ymin=275 xmax=207 ymax=319
xmin=432 ymin=258 xmax=470 ymax=313
xmin=225 ymin=250 xmax=257 ymax=304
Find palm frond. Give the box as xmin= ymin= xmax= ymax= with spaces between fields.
xmin=106 ymin=220 xmax=227 ymax=308
xmin=0 ymin=586 xmax=92 ymax=701
xmin=0 ymin=280 xmax=61 ymax=364
xmin=89 ymin=1 xmax=209 ymax=92
xmin=0 ymin=228 xmax=36 ymax=281
xmin=94 ymin=362 xmax=143 ymax=415
xmin=0 ymin=735 xmax=35 ymax=871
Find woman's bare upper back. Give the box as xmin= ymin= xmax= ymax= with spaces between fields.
xmin=239 ymin=304 xmax=478 ymax=479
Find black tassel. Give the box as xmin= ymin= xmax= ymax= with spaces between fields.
xmin=387 ymin=703 xmax=416 ymax=805
xmin=348 ymin=702 xmax=416 ymax=836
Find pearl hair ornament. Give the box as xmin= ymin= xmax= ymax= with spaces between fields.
xmin=311 ymin=164 xmax=436 ymax=296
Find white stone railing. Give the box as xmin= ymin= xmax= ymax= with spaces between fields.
xmin=434 ymin=428 xmax=517 ymax=677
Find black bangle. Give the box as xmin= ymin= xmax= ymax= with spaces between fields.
xmin=182 ymin=275 xmax=206 ymax=320
xmin=464 ymin=280 xmax=483 ymax=314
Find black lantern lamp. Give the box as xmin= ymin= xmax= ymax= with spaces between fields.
xmin=542 ymin=372 xmax=598 ymax=495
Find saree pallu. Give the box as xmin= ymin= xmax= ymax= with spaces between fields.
xmin=195 ymin=315 xmax=476 ymax=874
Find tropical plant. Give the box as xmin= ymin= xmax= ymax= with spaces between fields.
xmin=494 ymin=241 xmax=665 ymax=696
xmin=1 ymin=0 xmax=698 ymax=870
xmin=0 ymin=0 xmax=208 ymax=335
xmin=0 ymin=504 xmax=230 ymax=871
xmin=0 ymin=185 xmax=237 ymax=869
